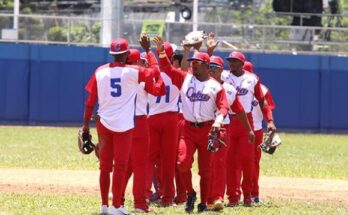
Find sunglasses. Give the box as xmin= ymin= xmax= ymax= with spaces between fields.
xmin=190 ymin=60 xmax=204 ymax=67
xmin=209 ymin=64 xmax=221 ymax=70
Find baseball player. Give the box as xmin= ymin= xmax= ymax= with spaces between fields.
xmin=221 ymin=51 xmax=276 ymax=207
xmin=145 ymin=41 xmax=181 ymax=206
xmin=121 ymin=44 xmax=166 ymax=212
xmin=82 ymin=37 xmax=161 ymax=215
xmin=153 ymin=36 xmax=229 ymax=213
xmin=207 ymin=56 xmax=254 ymax=211
xmin=243 ymin=61 xmax=276 ymax=204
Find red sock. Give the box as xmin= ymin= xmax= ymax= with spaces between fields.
xmin=100 ymin=170 xmax=110 ymax=206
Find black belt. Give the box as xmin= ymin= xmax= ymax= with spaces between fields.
xmin=187 ymin=120 xmax=214 ymax=128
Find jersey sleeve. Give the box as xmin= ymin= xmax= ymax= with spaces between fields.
xmin=231 ymin=95 xmax=244 ymax=114
xmin=254 ymin=80 xmax=265 ymax=101
xmin=84 ymin=73 xmax=98 ymax=121
xmin=215 ymin=88 xmax=229 ymax=116
xmin=144 ymin=73 xmax=166 ymax=96
xmin=265 ymin=90 xmax=276 ymax=110
xmin=158 ymin=55 xmax=186 ymax=89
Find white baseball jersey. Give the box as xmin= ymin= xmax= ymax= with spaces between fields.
xmin=148 ymin=72 xmax=180 ymax=116
xmin=219 ymin=82 xmax=238 ymax=125
xmin=252 ymin=84 xmax=269 ymax=131
xmin=136 ymin=83 xmax=148 ymax=116
xmin=221 ymin=70 xmax=262 ymax=114
xmin=181 ymin=74 xmax=224 ymax=122
xmin=94 ymin=66 xmax=139 ymax=132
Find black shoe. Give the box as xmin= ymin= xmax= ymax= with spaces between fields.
xmin=185 ymin=192 xmax=196 ymax=213
xmin=197 ymin=203 xmax=207 ymax=213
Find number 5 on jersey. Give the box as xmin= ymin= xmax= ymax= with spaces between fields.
xmin=156 ymin=86 xmax=170 ymax=103
xmin=110 ymin=78 xmax=121 ymax=97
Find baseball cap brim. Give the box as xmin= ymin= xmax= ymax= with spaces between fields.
xmin=187 ymin=57 xmax=205 ymax=62
xmin=109 ymin=50 xmax=129 ymax=55
xmin=226 ymin=56 xmax=243 ymax=62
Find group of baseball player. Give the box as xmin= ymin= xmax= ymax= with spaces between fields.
xmin=81 ymin=31 xmax=277 ymax=215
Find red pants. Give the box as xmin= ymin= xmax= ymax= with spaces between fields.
xmin=96 ymin=120 xmax=133 ymax=208
xmin=208 ymin=125 xmax=230 ymax=204
xmin=174 ymin=114 xmax=187 ymax=203
xmin=147 ymin=112 xmax=179 ymax=204
xmin=123 ymin=116 xmax=150 ymax=209
xmin=177 ymin=120 xmax=213 ymax=204
xmin=252 ymin=129 xmax=263 ymax=198
xmin=226 ymin=114 xmax=254 ymax=203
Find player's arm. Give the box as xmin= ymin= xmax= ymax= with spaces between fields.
xmin=232 ymin=95 xmax=255 ymax=143
xmin=82 ymin=74 xmax=98 ymax=132
xmin=180 ymin=44 xmax=191 ymax=72
xmin=153 ymin=36 xmax=186 ymax=89
xmin=212 ymin=88 xmax=229 ymax=129
xmin=254 ymin=80 xmax=276 ymax=133
xmin=143 ymin=52 xmax=166 ymax=96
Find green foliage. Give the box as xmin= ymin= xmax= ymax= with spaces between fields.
xmin=47 ymin=21 xmax=100 ymax=44
xmin=0 ymin=0 xmax=13 ymax=10
xmin=48 ymin=26 xmax=67 ymax=42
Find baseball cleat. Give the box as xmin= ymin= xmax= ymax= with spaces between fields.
xmin=108 ymin=205 xmax=132 ymax=215
xmin=213 ymin=199 xmax=224 ymax=211
xmin=197 ymin=203 xmax=208 ymax=213
xmin=100 ymin=205 xmax=108 ymax=214
xmin=251 ymin=197 xmax=262 ymax=204
xmin=185 ymin=192 xmax=196 ymax=213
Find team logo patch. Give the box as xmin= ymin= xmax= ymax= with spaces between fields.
xmin=252 ymin=100 xmax=259 ymax=107
xmin=236 ymin=87 xmax=248 ymax=95
xmin=115 ymin=43 xmax=121 ymax=51
xmin=186 ymin=87 xmax=210 ymax=102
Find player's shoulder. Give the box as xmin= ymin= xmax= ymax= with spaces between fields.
xmin=244 ymin=70 xmax=260 ymax=82
xmin=208 ymin=77 xmax=223 ymax=91
xmin=223 ymin=82 xmax=237 ymax=93
xmin=261 ymin=83 xmax=269 ymax=94
xmin=95 ymin=63 xmax=110 ymax=73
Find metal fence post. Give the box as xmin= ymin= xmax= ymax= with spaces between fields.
xmin=67 ymin=18 xmax=71 ymax=45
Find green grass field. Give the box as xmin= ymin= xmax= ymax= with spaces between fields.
xmin=1 ymin=193 xmax=347 ymax=215
xmin=0 ymin=126 xmax=348 ymax=215
xmin=0 ymin=126 xmax=347 ymax=179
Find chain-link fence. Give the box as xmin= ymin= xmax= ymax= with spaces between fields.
xmin=1 ymin=13 xmax=348 ymax=54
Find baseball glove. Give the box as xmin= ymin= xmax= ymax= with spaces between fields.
xmin=207 ymin=127 xmax=227 ymax=153
xmin=260 ymin=132 xmax=282 ymax=155
xmin=182 ymin=31 xmax=207 ymax=45
xmin=78 ymin=130 xmax=96 ymax=155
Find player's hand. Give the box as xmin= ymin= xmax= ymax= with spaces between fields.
xmin=139 ymin=32 xmax=151 ymax=53
xmin=153 ymin=36 xmax=165 ymax=53
xmin=267 ymin=120 xmax=277 ymax=135
xmin=206 ymin=32 xmax=219 ymax=51
xmin=248 ymin=130 xmax=255 ymax=143
xmin=193 ymin=42 xmax=202 ymax=51
xmin=182 ymin=43 xmax=193 ymax=53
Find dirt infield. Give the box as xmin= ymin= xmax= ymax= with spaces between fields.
xmin=0 ymin=168 xmax=347 ymax=204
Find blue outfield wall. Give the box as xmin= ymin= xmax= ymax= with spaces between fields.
xmin=0 ymin=43 xmax=347 ymax=132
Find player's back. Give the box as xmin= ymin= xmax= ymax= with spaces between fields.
xmin=95 ymin=64 xmax=139 ymax=132
xmin=148 ymin=72 xmax=180 ymax=115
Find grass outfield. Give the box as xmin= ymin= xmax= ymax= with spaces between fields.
xmin=0 ymin=193 xmax=347 ymax=215
xmin=0 ymin=126 xmax=347 ymax=179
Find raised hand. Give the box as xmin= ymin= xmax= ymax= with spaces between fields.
xmin=153 ymin=36 xmax=165 ymax=53
xmin=206 ymin=32 xmax=219 ymax=51
xmin=139 ymin=32 xmax=151 ymax=52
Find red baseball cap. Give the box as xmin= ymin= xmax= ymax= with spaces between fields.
xmin=243 ymin=61 xmax=254 ymax=73
xmin=140 ymin=52 xmax=148 ymax=61
xmin=109 ymin=38 xmax=129 ymax=55
xmin=156 ymin=42 xmax=174 ymax=59
xmin=187 ymin=52 xmax=210 ymax=64
xmin=127 ymin=49 xmax=141 ymax=64
xmin=210 ymin=56 xmax=224 ymax=67
xmin=226 ymin=51 xmax=245 ymax=64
